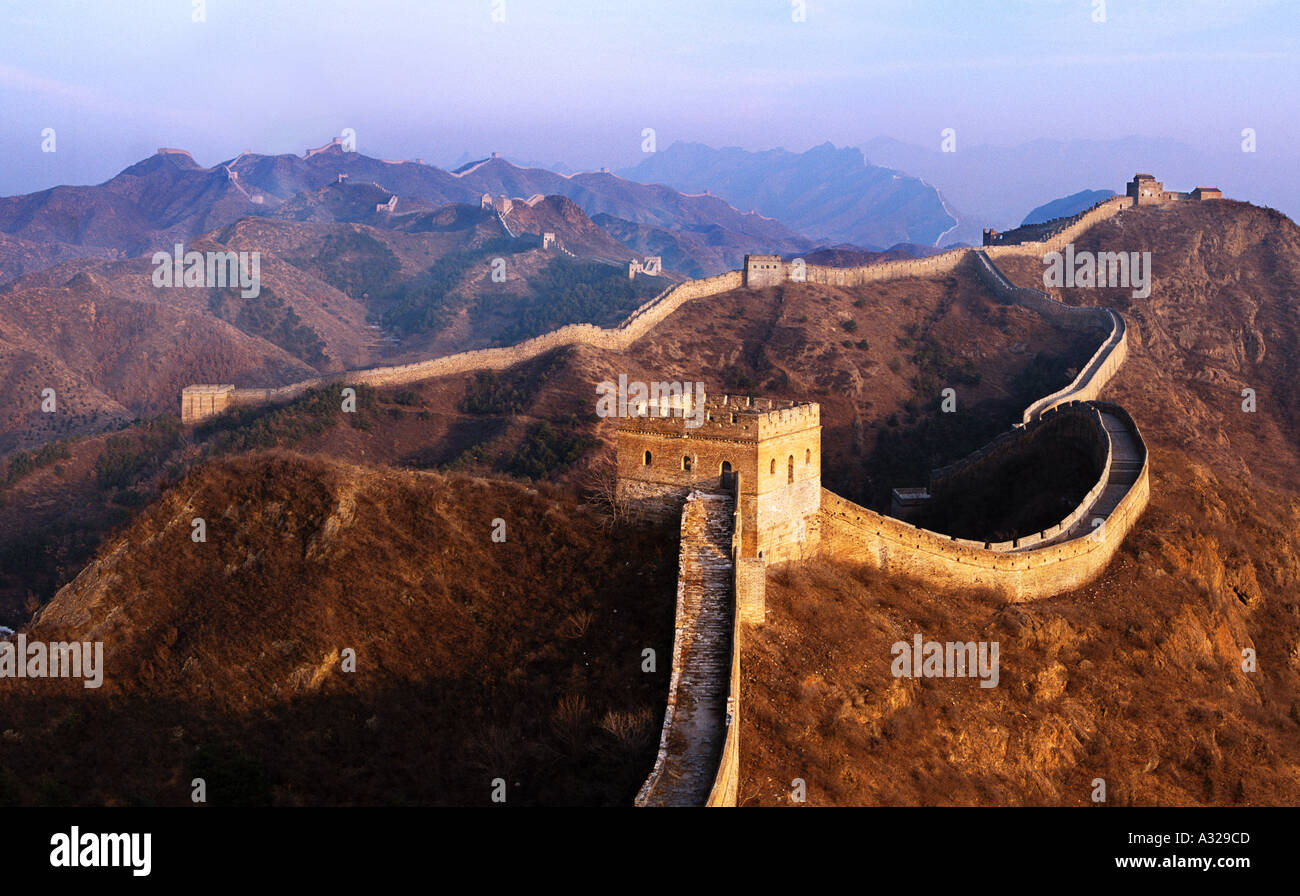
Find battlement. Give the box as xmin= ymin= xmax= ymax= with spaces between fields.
xmin=616 ymin=394 xmax=819 ymax=442
xmin=616 ymin=392 xmax=821 ymax=562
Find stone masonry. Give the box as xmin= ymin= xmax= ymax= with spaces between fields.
xmin=636 ymin=491 xmax=736 ymax=807
xmin=615 ymin=393 xmax=821 ymax=564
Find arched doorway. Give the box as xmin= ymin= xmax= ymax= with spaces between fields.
xmin=720 ymin=460 xmax=734 ymax=488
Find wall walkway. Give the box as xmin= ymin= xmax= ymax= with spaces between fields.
xmin=182 ymin=195 xmax=1136 ymax=422
xmin=815 ymin=244 xmax=1150 ymax=601
xmin=635 ymin=490 xmax=736 ymax=807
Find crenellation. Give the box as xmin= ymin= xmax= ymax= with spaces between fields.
xmin=617 ymin=393 xmax=821 ymax=563
xmin=815 ymin=250 xmax=1150 ymax=600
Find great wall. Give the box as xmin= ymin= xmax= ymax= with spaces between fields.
xmin=180 ymin=191 xmax=1160 ymax=423
xmin=179 ymin=175 xmax=1219 ymax=807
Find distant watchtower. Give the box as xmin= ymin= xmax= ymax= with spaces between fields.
xmin=615 ymin=392 xmax=821 ymax=563
xmin=1126 ymin=173 xmax=1165 ymax=205
xmin=181 ymin=384 xmax=235 ymax=423
xmin=743 ymin=254 xmax=785 ymax=289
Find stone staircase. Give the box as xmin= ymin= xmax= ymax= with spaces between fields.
xmin=637 ymin=491 xmax=736 ymax=807
xmin=1092 ymin=410 xmax=1144 ymax=516
xmin=1044 ymin=410 xmax=1144 ymax=545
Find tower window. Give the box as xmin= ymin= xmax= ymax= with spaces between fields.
xmin=770 ymin=458 xmax=776 ymax=476
xmin=643 ymin=450 xmax=652 ymax=466
xmin=682 ymin=455 xmax=692 ymax=472
xmin=788 ymin=455 xmax=794 ymax=484
xmin=805 ymin=448 xmax=811 ymax=465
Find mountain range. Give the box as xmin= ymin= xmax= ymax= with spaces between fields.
xmin=620 ymin=141 xmax=969 ymax=249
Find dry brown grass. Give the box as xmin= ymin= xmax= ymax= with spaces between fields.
xmin=0 ymin=451 xmax=680 ymax=806
xmin=741 ymin=202 xmax=1300 ymax=806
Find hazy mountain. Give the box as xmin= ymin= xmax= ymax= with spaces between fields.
xmin=619 ymin=141 xmax=964 ymax=249
xmin=863 ymin=135 xmax=1300 ymax=230
xmin=0 ymin=141 xmax=814 ymax=281
xmin=0 ymin=188 xmax=674 ymax=452
xmin=1021 ymin=189 xmax=1116 ymax=226
xmin=0 ymin=148 xmax=263 ymax=256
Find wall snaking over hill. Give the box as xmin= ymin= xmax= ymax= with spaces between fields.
xmin=819 ymin=421 xmax=1148 ymax=602
xmin=704 ymin=476 xmax=763 ymax=807
xmin=182 ymin=194 xmax=1135 ymax=422
xmin=971 ymin=250 xmax=1129 ymax=423
xmin=815 ymin=243 xmax=1149 ymax=601
xmin=181 ymin=271 xmax=743 ymax=421
xmin=635 ymin=489 xmax=737 ymax=807
xmin=926 ymin=402 xmax=1113 ymax=546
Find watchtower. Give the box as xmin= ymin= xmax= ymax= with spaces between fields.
xmin=743 ymin=254 xmax=785 ymax=289
xmin=181 ymin=384 xmax=235 ymax=423
xmin=1127 ymin=173 xmax=1165 ymax=205
xmin=615 ymin=392 xmax=821 ymax=563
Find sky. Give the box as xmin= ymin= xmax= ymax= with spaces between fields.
xmin=0 ymin=0 xmax=1296 ymax=194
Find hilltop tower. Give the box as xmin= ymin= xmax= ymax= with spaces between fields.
xmin=1127 ymin=173 xmax=1165 ymax=205
xmin=615 ymin=392 xmax=821 ymax=563
xmin=181 ymin=384 xmax=235 ymax=423
xmin=743 ymin=254 xmax=785 ymax=288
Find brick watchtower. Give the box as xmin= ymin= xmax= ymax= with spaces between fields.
xmin=615 ymin=392 xmax=821 ymax=563
xmin=743 ymin=254 xmax=785 ymax=289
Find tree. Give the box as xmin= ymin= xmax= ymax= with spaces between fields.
xmin=579 ymin=451 xmax=629 ymax=527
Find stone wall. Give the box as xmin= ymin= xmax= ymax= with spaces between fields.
xmin=970 ymin=249 xmax=1130 ymax=424
xmin=801 ymin=250 xmax=967 ymax=286
xmin=183 ymin=195 xmax=1136 ymax=423
xmin=1021 ymin=311 xmax=1126 ymax=424
xmin=635 ymin=493 xmax=699 ymax=806
xmin=706 ymin=475 xmax=759 ymax=807
xmin=181 ymin=271 xmax=744 ymax=422
xmin=982 ymin=196 xmax=1134 ymax=257
xmin=705 ymin=590 xmax=742 ymax=808
xmin=930 ymin=403 xmax=1109 ymax=501
xmin=815 ymin=246 xmax=1151 ymax=601
xmin=818 ymin=445 xmax=1148 ymax=602
xmin=180 ymin=385 xmax=234 ymax=423
xmin=636 ymin=489 xmax=737 ymax=807
xmin=928 ymin=403 xmax=1114 ymax=552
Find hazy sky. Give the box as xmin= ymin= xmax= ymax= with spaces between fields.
xmin=1 ymin=0 xmax=1296 ymax=193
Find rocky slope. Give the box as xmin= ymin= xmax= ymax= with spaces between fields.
xmin=741 ymin=200 xmax=1300 ymax=805
xmin=5 ymin=198 xmax=1297 ymax=807
xmin=0 ymin=453 xmax=679 ymax=806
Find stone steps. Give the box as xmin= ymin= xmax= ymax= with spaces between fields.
xmin=639 ymin=491 xmax=735 ymax=807
xmin=1057 ymin=412 xmax=1144 ymax=537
